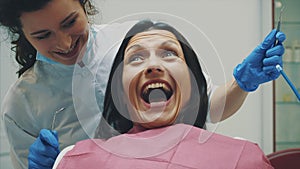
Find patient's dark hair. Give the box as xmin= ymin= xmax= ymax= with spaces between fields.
xmin=0 ymin=0 xmax=97 ymax=77
xmin=95 ymin=20 xmax=208 ymax=139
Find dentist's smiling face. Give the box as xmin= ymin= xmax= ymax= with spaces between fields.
xmin=20 ymin=0 xmax=89 ymax=65
xmin=122 ymin=29 xmax=192 ymax=129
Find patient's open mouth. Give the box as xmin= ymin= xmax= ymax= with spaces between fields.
xmin=141 ymin=81 xmax=173 ymax=104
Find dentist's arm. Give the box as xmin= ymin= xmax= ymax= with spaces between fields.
xmin=209 ymin=29 xmax=286 ymax=123
xmin=210 ymin=79 xmax=248 ymax=123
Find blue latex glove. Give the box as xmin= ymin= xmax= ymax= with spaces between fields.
xmin=28 ymin=129 xmax=60 ymax=169
xmin=233 ymin=29 xmax=286 ymax=91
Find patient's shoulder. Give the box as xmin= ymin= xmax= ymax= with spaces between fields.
xmin=53 ymin=145 xmax=75 ymax=169
xmin=236 ymin=141 xmax=273 ymax=168
xmin=176 ymin=124 xmax=273 ymax=168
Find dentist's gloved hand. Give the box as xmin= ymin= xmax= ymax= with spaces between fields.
xmin=233 ymin=29 xmax=286 ymax=92
xmin=28 ymin=129 xmax=60 ymax=169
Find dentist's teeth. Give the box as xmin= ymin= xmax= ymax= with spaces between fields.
xmin=60 ymin=45 xmax=75 ymax=54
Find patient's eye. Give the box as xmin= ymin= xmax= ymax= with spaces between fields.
xmin=129 ymin=54 xmax=143 ymax=62
xmin=161 ymin=50 xmax=178 ymax=58
xmin=127 ymin=50 xmax=147 ymax=64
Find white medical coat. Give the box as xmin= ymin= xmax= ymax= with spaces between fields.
xmin=1 ymin=21 xmax=137 ymax=169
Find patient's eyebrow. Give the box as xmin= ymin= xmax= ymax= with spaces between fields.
xmin=126 ymin=44 xmax=144 ymax=53
xmin=161 ymin=40 xmax=179 ymax=47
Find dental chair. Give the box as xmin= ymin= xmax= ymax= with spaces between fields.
xmin=267 ymin=148 xmax=300 ymax=169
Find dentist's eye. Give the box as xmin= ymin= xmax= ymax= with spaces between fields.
xmin=35 ymin=32 xmax=51 ymax=40
xmin=64 ymin=18 xmax=76 ymax=28
xmin=62 ymin=13 xmax=79 ymax=29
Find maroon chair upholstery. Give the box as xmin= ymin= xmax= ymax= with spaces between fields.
xmin=267 ymin=148 xmax=300 ymax=169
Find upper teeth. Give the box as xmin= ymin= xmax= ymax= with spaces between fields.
xmin=60 ymin=45 xmax=75 ymax=54
xmin=144 ymin=83 xmax=169 ymax=93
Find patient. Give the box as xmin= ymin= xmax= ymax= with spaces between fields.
xmin=39 ymin=20 xmax=274 ymax=169
xmin=54 ymin=20 xmax=273 ymax=169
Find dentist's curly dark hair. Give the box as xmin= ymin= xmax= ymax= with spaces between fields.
xmin=95 ymin=20 xmax=208 ymax=139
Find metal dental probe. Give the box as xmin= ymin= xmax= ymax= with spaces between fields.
xmin=274 ymin=6 xmax=300 ymax=101
xmin=276 ymin=65 xmax=300 ymax=101
xmin=274 ymin=5 xmax=285 ymax=46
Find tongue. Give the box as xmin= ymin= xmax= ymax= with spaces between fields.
xmin=149 ymin=89 xmax=167 ymax=103
xmin=147 ymin=89 xmax=167 ymax=111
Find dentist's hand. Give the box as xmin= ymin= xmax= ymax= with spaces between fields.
xmin=233 ymin=29 xmax=286 ymax=91
xmin=28 ymin=129 xmax=60 ymax=169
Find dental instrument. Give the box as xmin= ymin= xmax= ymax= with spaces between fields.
xmin=276 ymin=65 xmax=300 ymax=102
xmin=274 ymin=5 xmax=285 ymax=46
xmin=273 ymin=5 xmax=300 ymax=101
xmin=51 ymin=107 xmax=65 ymax=130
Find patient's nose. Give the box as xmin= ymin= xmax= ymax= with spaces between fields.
xmin=144 ymin=65 xmax=164 ymax=77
